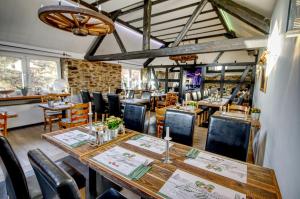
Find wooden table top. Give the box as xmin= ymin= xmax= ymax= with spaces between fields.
xmin=0 ymin=93 xmax=70 ymax=101
xmin=38 ymin=103 xmax=73 ymax=111
xmin=198 ymin=98 xmax=230 ymax=108
xmin=81 ymin=133 xmax=281 ymax=199
xmin=0 ymin=108 xmax=18 ymax=118
xmin=120 ymin=98 xmax=150 ymax=105
xmin=213 ymin=111 xmax=261 ymax=128
xmin=43 ymin=127 xmax=281 ymax=199
xmin=166 ymin=105 xmax=202 ymax=115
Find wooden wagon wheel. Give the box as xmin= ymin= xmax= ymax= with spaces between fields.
xmin=38 ymin=5 xmax=115 ymax=36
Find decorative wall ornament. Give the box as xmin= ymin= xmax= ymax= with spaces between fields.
xmin=169 ymin=54 xmax=198 ymax=63
xmin=38 ymin=4 xmax=114 ymax=36
xmin=258 ymin=50 xmax=269 ymax=93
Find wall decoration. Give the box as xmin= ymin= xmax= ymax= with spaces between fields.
xmin=258 ymin=50 xmax=269 ymax=93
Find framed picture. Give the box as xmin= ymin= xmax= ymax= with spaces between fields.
xmin=259 ymin=50 xmax=268 ymax=93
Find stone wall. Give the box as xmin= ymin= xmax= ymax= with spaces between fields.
xmin=62 ymin=58 xmax=121 ymax=94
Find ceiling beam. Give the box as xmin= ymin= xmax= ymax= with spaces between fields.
xmin=91 ymin=0 xmax=111 ymax=6
xmin=151 ymin=16 xmax=219 ymax=33
xmin=85 ymin=36 xmax=268 ymax=61
xmin=136 ymin=10 xmax=215 ymax=29
xmin=113 ymin=30 xmax=126 ymax=53
xmin=149 ymin=62 xmax=256 ymax=68
xmin=119 ymin=0 xmax=169 ymax=16
xmin=127 ymin=2 xmax=210 ymax=24
xmin=143 ymin=0 xmax=152 ymax=50
xmin=172 ymin=0 xmax=208 ymax=47
xmin=210 ymin=0 xmax=270 ymax=34
xmin=154 ymin=23 xmax=222 ymax=38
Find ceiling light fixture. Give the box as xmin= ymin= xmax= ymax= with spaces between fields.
xmin=38 ymin=1 xmax=114 ymax=36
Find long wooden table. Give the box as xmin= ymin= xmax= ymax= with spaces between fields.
xmin=42 ymin=127 xmax=281 ymax=199
xmin=197 ymin=97 xmax=230 ymax=108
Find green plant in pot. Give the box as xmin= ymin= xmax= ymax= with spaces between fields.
xmin=251 ymin=108 xmax=261 ymax=120
xmin=105 ymin=116 xmax=123 ymax=138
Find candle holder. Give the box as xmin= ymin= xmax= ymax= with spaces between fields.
xmin=162 ymin=136 xmax=172 ymax=164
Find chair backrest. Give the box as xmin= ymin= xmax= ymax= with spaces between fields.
xmin=196 ymin=91 xmax=201 ymax=100
xmin=115 ymin=88 xmax=123 ymax=94
xmin=28 ymin=149 xmax=81 ymax=199
xmin=123 ymin=104 xmax=146 ymax=133
xmin=0 ymin=136 xmax=31 ymax=199
xmin=185 ymin=92 xmax=191 ymax=101
xmin=191 ymin=92 xmax=198 ymax=101
xmin=126 ymin=90 xmax=135 ymax=99
xmin=166 ymin=93 xmax=178 ymax=106
xmin=163 ymin=110 xmax=195 ymax=146
xmin=228 ymin=104 xmax=249 ymax=114
xmin=141 ymin=91 xmax=151 ymax=100
xmin=107 ymin=94 xmax=121 ymax=117
xmin=70 ymin=103 xmax=89 ymax=126
xmin=205 ymin=116 xmax=251 ymax=161
xmin=0 ymin=113 xmax=8 ymax=136
xmin=93 ymin=92 xmax=106 ymax=114
xmin=80 ymin=90 xmax=91 ymax=103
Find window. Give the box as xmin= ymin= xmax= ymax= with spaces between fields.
xmin=28 ymin=59 xmax=59 ymax=90
xmin=121 ymin=68 xmax=141 ymax=89
xmin=0 ymin=52 xmax=61 ymax=92
xmin=0 ymin=56 xmax=25 ymax=90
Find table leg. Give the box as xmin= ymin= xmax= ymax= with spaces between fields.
xmin=87 ymin=168 xmax=97 ymax=199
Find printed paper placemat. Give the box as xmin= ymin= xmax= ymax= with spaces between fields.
xmin=158 ymin=169 xmax=246 ymax=199
xmin=126 ymin=134 xmax=173 ymax=154
xmin=92 ymin=146 xmax=153 ymax=177
xmin=184 ymin=152 xmax=247 ymax=183
xmin=53 ymin=130 xmax=94 ymax=148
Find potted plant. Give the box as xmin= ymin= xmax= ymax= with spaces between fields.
xmin=251 ymin=108 xmax=261 ymax=120
xmin=187 ymin=101 xmax=197 ymax=111
xmin=105 ymin=116 xmax=123 ymax=138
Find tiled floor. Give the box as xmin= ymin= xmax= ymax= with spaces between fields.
xmin=0 ymin=112 xmax=208 ymax=198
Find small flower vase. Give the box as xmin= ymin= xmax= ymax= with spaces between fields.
xmin=251 ymin=112 xmax=260 ymax=120
xmin=109 ymin=127 xmax=119 ymax=139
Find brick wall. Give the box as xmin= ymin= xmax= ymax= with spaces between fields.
xmin=62 ymin=58 xmax=121 ymax=94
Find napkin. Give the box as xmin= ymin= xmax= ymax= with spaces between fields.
xmin=128 ymin=164 xmax=152 ymax=180
xmin=186 ymin=148 xmax=200 ymax=159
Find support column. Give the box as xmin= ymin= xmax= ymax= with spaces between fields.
xmin=143 ymin=0 xmax=152 ymax=50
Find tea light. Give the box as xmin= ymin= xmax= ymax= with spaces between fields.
xmin=89 ymin=102 xmax=92 ymax=114
xmin=166 ymin=126 xmax=170 ymax=138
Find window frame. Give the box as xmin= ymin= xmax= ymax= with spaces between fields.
xmin=0 ymin=51 xmax=61 ymax=89
xmin=121 ymin=67 xmax=142 ymax=89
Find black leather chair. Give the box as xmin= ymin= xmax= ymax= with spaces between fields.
xmin=80 ymin=90 xmax=92 ymax=103
xmin=0 ymin=136 xmax=32 ymax=199
xmin=163 ymin=110 xmax=195 ymax=146
xmin=107 ymin=94 xmax=122 ymax=117
xmin=115 ymin=88 xmax=123 ymax=95
xmin=28 ymin=149 xmax=81 ymax=199
xmin=93 ymin=92 xmax=107 ymax=121
xmin=191 ymin=92 xmax=198 ymax=101
xmin=141 ymin=91 xmax=151 ymax=100
xmin=123 ymin=104 xmax=146 ymax=133
xmin=97 ymin=188 xmax=126 ymax=199
xmin=205 ymin=116 xmax=251 ymax=161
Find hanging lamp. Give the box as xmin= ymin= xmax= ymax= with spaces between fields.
xmin=38 ymin=1 xmax=114 ymax=36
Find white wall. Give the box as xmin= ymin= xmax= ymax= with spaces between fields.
xmin=253 ymin=0 xmax=300 ymax=198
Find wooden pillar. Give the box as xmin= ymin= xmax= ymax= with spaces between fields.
xmin=220 ymin=65 xmax=225 ymax=97
xmin=178 ymin=67 xmax=186 ymax=102
xmin=165 ymin=67 xmax=169 ymax=93
xmin=143 ymin=0 xmax=152 ymax=50
xmin=201 ymin=67 xmax=206 ymax=98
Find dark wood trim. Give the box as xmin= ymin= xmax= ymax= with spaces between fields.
xmin=113 ymin=30 xmax=126 ymax=53
xmin=171 ymin=0 xmax=209 ymax=47
xmin=127 ymin=2 xmax=208 ymax=24
xmin=136 ymin=10 xmax=215 ymax=29
xmin=143 ymin=0 xmax=152 ymax=50
xmin=154 ymin=23 xmax=222 ymax=38
xmin=165 ymin=67 xmax=169 ymax=92
xmin=160 ymin=28 xmax=225 ymax=40
xmin=164 ymin=32 xmax=227 ymax=42
xmin=158 ymin=79 xmax=180 ymax=82
xmin=143 ymin=44 xmax=167 ymax=68
xmin=220 ymin=65 xmax=225 ymax=97
xmin=86 ymin=36 xmax=267 ymax=61
xmin=151 ymin=17 xmax=219 ymax=33
xmin=91 ymin=0 xmax=111 ymax=6
xmin=206 ymin=68 xmax=246 ymax=73
xmin=229 ymin=66 xmax=251 ymax=101
xmin=150 ymin=62 xmax=256 ymax=68
xmin=211 ymin=0 xmax=270 ymax=34
xmin=119 ymin=0 xmax=169 ymax=16
xmin=213 ymin=52 xmax=224 ymax=62
xmin=205 ymin=80 xmax=251 ymax=84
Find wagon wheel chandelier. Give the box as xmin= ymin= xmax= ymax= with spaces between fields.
xmin=169 ymin=54 xmax=198 ymax=63
xmin=38 ymin=1 xmax=115 ymax=36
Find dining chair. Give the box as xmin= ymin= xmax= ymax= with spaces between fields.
xmin=123 ymin=104 xmax=146 ymax=133
xmin=0 ymin=112 xmax=8 ymax=136
xmin=28 ymin=149 xmax=126 ymax=199
xmin=205 ymin=115 xmax=251 ymax=161
xmin=59 ymin=103 xmax=89 ymax=129
xmin=163 ymin=110 xmax=195 ymax=146
xmin=156 ymin=93 xmax=178 ymax=108
xmin=107 ymin=94 xmax=122 ymax=117
xmin=93 ymin=92 xmax=108 ymax=121
xmin=0 ymin=136 xmax=37 ymax=199
xmin=227 ymin=104 xmax=250 ymax=114
xmin=185 ymin=92 xmax=192 ymax=101
xmin=41 ymin=94 xmax=62 ymax=132
xmin=155 ymin=107 xmax=166 ymax=138
xmin=80 ymin=90 xmax=92 ymax=103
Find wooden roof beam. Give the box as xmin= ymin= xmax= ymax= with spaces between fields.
xmin=210 ymin=0 xmax=270 ymax=34
xmin=85 ymin=36 xmax=268 ymax=61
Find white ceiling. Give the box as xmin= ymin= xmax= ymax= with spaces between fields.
xmin=0 ymin=0 xmax=277 ymax=66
